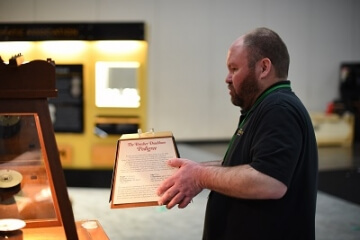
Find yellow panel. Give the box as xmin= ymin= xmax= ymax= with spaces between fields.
xmin=91 ymin=144 xmax=117 ymax=167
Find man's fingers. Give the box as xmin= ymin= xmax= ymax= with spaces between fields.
xmin=167 ymin=158 xmax=184 ymax=168
xmin=178 ymin=196 xmax=193 ymax=209
xmin=163 ymin=191 xmax=185 ymax=209
xmin=158 ymin=186 xmax=178 ymax=206
xmin=157 ymin=178 xmax=175 ymax=196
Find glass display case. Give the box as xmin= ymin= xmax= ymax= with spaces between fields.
xmin=0 ymin=56 xmax=79 ymax=239
xmin=0 ymin=114 xmax=110 ymax=239
xmin=0 ymin=114 xmax=60 ymax=226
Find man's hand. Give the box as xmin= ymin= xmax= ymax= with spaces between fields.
xmin=157 ymin=158 xmax=203 ymax=209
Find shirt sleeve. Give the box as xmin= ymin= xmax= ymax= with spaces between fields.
xmin=249 ymin=102 xmax=303 ymax=186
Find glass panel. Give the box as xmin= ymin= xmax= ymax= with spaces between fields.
xmin=0 ymin=114 xmax=59 ymax=226
xmin=95 ymin=61 xmax=140 ymax=108
xmin=49 ymin=64 xmax=84 ymax=133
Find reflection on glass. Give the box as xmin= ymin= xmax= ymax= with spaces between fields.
xmin=96 ymin=61 xmax=140 ymax=108
xmin=0 ymin=114 xmax=58 ymax=225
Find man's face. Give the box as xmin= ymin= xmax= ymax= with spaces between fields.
xmin=225 ymin=40 xmax=260 ymax=111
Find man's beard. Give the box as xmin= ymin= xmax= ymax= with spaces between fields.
xmin=230 ymin=68 xmax=260 ymax=111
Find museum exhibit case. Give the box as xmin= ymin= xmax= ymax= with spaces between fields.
xmin=0 ymin=56 xmax=109 ymax=239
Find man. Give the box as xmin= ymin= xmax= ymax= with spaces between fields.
xmin=157 ymin=27 xmax=318 ymax=240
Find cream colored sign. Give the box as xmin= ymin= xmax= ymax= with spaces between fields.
xmin=111 ymin=133 xmax=178 ymax=208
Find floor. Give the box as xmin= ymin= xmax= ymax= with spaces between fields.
xmin=67 ymin=142 xmax=360 ymax=239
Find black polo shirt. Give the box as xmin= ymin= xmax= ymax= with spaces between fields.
xmin=203 ymin=81 xmax=318 ymax=240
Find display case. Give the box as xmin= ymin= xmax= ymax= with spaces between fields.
xmin=0 ymin=56 xmax=81 ymax=239
xmin=0 ymin=114 xmax=60 ymax=225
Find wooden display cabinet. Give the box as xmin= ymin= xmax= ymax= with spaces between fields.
xmin=0 ymin=57 xmax=109 ymax=239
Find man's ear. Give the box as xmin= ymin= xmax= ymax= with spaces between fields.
xmin=258 ymin=58 xmax=272 ymax=79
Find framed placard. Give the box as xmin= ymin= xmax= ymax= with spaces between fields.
xmin=109 ymin=131 xmax=179 ymax=208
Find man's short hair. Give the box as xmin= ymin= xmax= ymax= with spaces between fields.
xmin=244 ymin=27 xmax=290 ymax=79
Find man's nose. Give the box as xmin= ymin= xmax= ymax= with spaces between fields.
xmin=225 ymin=73 xmax=232 ymax=83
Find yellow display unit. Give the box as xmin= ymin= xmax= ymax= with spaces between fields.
xmin=0 ymin=23 xmax=148 ymax=169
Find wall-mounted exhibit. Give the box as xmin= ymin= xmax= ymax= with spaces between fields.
xmin=0 ymin=22 xmax=148 ymax=169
